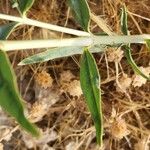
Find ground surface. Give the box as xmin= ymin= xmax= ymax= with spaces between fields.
xmin=0 ymin=0 xmax=150 ymax=150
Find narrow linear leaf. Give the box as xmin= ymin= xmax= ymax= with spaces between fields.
xmin=124 ymin=45 xmax=150 ymax=80
xmin=18 ymin=46 xmax=105 ymax=65
xmin=0 ymin=50 xmax=39 ymax=136
xmin=19 ymin=47 xmax=83 ymax=65
xmin=0 ymin=22 xmax=18 ymax=40
xmin=145 ymin=39 xmax=150 ymax=52
xmin=80 ymin=48 xmax=103 ymax=145
xmin=0 ymin=14 xmax=39 ymax=136
xmin=12 ymin=0 xmax=35 ymax=16
xmin=68 ymin=0 xmax=90 ymax=32
xmin=121 ymin=6 xmax=150 ymax=80
xmin=120 ymin=6 xmax=128 ymax=35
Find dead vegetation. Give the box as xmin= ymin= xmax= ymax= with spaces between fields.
xmin=0 ymin=0 xmax=150 ymax=150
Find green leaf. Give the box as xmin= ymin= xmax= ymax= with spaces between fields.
xmin=18 ymin=46 xmax=105 ymax=65
xmin=80 ymin=48 xmax=103 ymax=145
xmin=121 ymin=6 xmax=149 ymax=80
xmin=0 ymin=22 xmax=18 ymax=40
xmin=68 ymin=0 xmax=90 ymax=32
xmin=0 ymin=50 xmax=39 ymax=136
xmin=0 ymin=13 xmax=39 ymax=136
xmin=12 ymin=0 xmax=35 ymax=16
xmin=121 ymin=6 xmax=128 ymax=35
xmin=19 ymin=47 xmax=83 ymax=65
xmin=145 ymin=39 xmax=150 ymax=52
xmin=124 ymin=45 xmax=150 ymax=80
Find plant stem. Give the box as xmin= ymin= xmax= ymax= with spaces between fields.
xmin=0 ymin=35 xmax=150 ymax=51
xmin=93 ymin=34 xmax=150 ymax=45
xmin=0 ymin=13 xmax=90 ymax=37
xmin=0 ymin=37 xmax=92 ymax=51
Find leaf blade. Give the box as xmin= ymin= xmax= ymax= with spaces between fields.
xmin=19 ymin=46 xmax=105 ymax=65
xmin=145 ymin=39 xmax=150 ymax=52
xmin=68 ymin=0 xmax=90 ymax=32
xmin=19 ymin=47 xmax=83 ymax=65
xmin=12 ymin=0 xmax=35 ymax=16
xmin=80 ymin=48 xmax=103 ymax=145
xmin=0 ymin=22 xmax=18 ymax=40
xmin=0 ymin=50 xmax=39 ymax=136
xmin=123 ymin=45 xmax=150 ymax=80
xmin=0 ymin=15 xmax=39 ymax=136
xmin=121 ymin=6 xmax=150 ymax=80
xmin=120 ymin=6 xmax=128 ymax=35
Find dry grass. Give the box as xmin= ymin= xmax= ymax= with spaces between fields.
xmin=0 ymin=0 xmax=150 ymax=150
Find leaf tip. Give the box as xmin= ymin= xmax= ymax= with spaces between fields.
xmin=18 ymin=61 xmax=25 ymax=66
